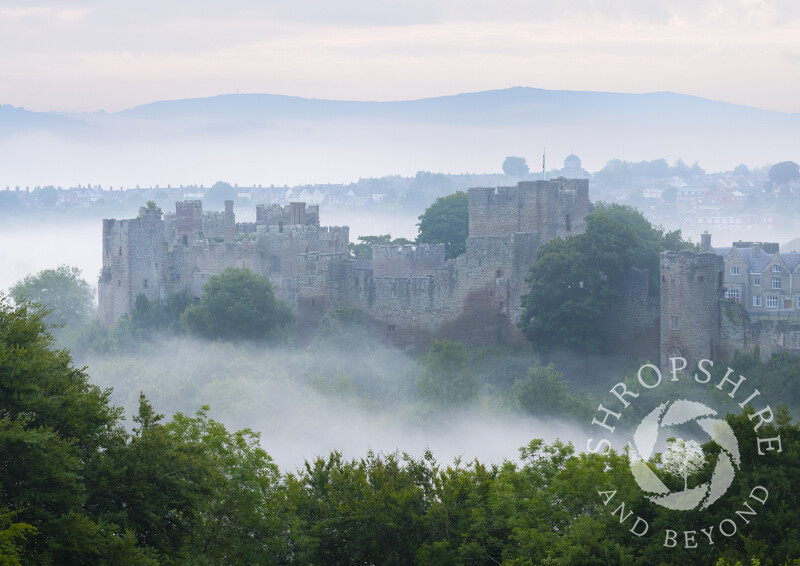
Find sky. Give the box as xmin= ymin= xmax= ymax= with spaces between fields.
xmin=1 ymin=0 xmax=800 ymax=113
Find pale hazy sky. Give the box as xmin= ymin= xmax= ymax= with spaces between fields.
xmin=1 ymin=0 xmax=799 ymax=113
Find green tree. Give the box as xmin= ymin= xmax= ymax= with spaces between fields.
xmin=417 ymin=340 xmax=477 ymax=405
xmin=511 ymin=362 xmax=591 ymax=420
xmin=180 ymin=267 xmax=293 ymax=341
xmin=416 ymin=191 xmax=468 ymax=259
xmin=518 ymin=204 xmax=695 ymax=352
xmin=0 ymin=295 xmax=155 ymax=564
xmin=502 ymin=156 xmax=529 ymax=177
xmin=9 ymin=265 xmax=94 ymax=329
xmin=91 ymin=397 xmax=287 ymax=564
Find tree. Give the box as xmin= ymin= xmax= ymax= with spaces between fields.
xmin=180 ymin=267 xmax=293 ymax=341
xmin=769 ymin=161 xmax=800 ymax=185
xmin=0 ymin=295 xmax=155 ymax=563
xmin=512 ymin=362 xmax=591 ymax=419
xmin=660 ymin=438 xmax=706 ymax=491
xmin=416 ymin=191 xmax=468 ymax=259
xmin=518 ymin=203 xmax=696 ymax=352
xmin=9 ymin=265 xmax=94 ymax=329
xmin=416 ymin=340 xmax=477 ymax=405
xmin=502 ymin=156 xmax=529 ymax=177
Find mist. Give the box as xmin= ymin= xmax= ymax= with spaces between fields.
xmin=80 ymin=337 xmax=589 ymax=471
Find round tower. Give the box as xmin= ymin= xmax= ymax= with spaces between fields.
xmin=660 ymin=251 xmax=723 ymax=369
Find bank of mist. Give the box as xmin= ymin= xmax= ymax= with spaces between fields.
xmin=78 ymin=335 xmax=590 ymax=471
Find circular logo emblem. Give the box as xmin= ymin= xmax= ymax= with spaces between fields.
xmin=629 ymin=399 xmax=741 ymax=511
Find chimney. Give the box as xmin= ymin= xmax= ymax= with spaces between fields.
xmin=701 ymin=231 xmax=712 ymax=252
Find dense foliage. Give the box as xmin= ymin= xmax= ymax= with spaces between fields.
xmin=518 ymin=204 xmax=696 ymax=353
xmin=416 ymin=191 xmax=469 ymax=259
xmin=9 ymin=265 xmax=94 ymax=328
xmin=180 ymin=267 xmax=293 ymax=341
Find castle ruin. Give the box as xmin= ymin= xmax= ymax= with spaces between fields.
xmin=99 ymin=178 xmax=590 ymax=345
xmin=99 ymin=178 xmax=797 ymax=364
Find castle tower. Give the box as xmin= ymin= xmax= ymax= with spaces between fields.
xmin=660 ymin=251 xmax=723 ymax=369
xmin=176 ymin=200 xmax=203 ymax=246
xmin=224 ymin=200 xmax=235 ymax=244
xmin=98 ymin=204 xmax=167 ymax=328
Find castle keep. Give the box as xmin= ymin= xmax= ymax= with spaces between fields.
xmin=99 ymin=178 xmax=590 ymax=344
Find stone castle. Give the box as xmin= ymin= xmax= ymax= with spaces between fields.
xmin=99 ymin=178 xmax=590 ymax=345
xmin=98 ymin=177 xmax=800 ymax=364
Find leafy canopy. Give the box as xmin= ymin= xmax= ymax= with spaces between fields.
xmin=180 ymin=267 xmax=293 ymax=341
xmin=416 ymin=191 xmax=468 ymax=259
xmin=9 ymin=265 xmax=94 ymax=328
xmin=518 ymin=203 xmax=696 ymax=352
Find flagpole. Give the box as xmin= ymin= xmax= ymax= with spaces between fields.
xmin=542 ymin=147 xmax=546 ymax=180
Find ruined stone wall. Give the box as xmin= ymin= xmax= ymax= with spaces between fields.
xmin=372 ymin=244 xmax=446 ymax=278
xmin=660 ymin=251 xmax=724 ymax=368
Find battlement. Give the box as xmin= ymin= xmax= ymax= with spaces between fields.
xmin=372 ymin=243 xmax=446 ymax=277
xmin=256 ymin=202 xmax=320 ymax=227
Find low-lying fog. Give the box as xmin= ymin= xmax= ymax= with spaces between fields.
xmin=81 ymin=337 xmax=589 ymax=471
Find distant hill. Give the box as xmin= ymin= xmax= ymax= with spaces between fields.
xmin=117 ymin=87 xmax=794 ymax=127
xmin=0 ymin=104 xmax=85 ymax=136
xmin=2 ymin=87 xmax=798 ymax=187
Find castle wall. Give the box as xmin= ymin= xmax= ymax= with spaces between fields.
xmin=605 ymin=267 xmax=660 ymax=358
xmin=372 ymin=244 xmax=446 ymax=278
xmin=719 ymin=303 xmax=800 ymax=361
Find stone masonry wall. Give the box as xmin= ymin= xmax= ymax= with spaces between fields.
xmin=372 ymin=244 xmax=446 ymax=278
